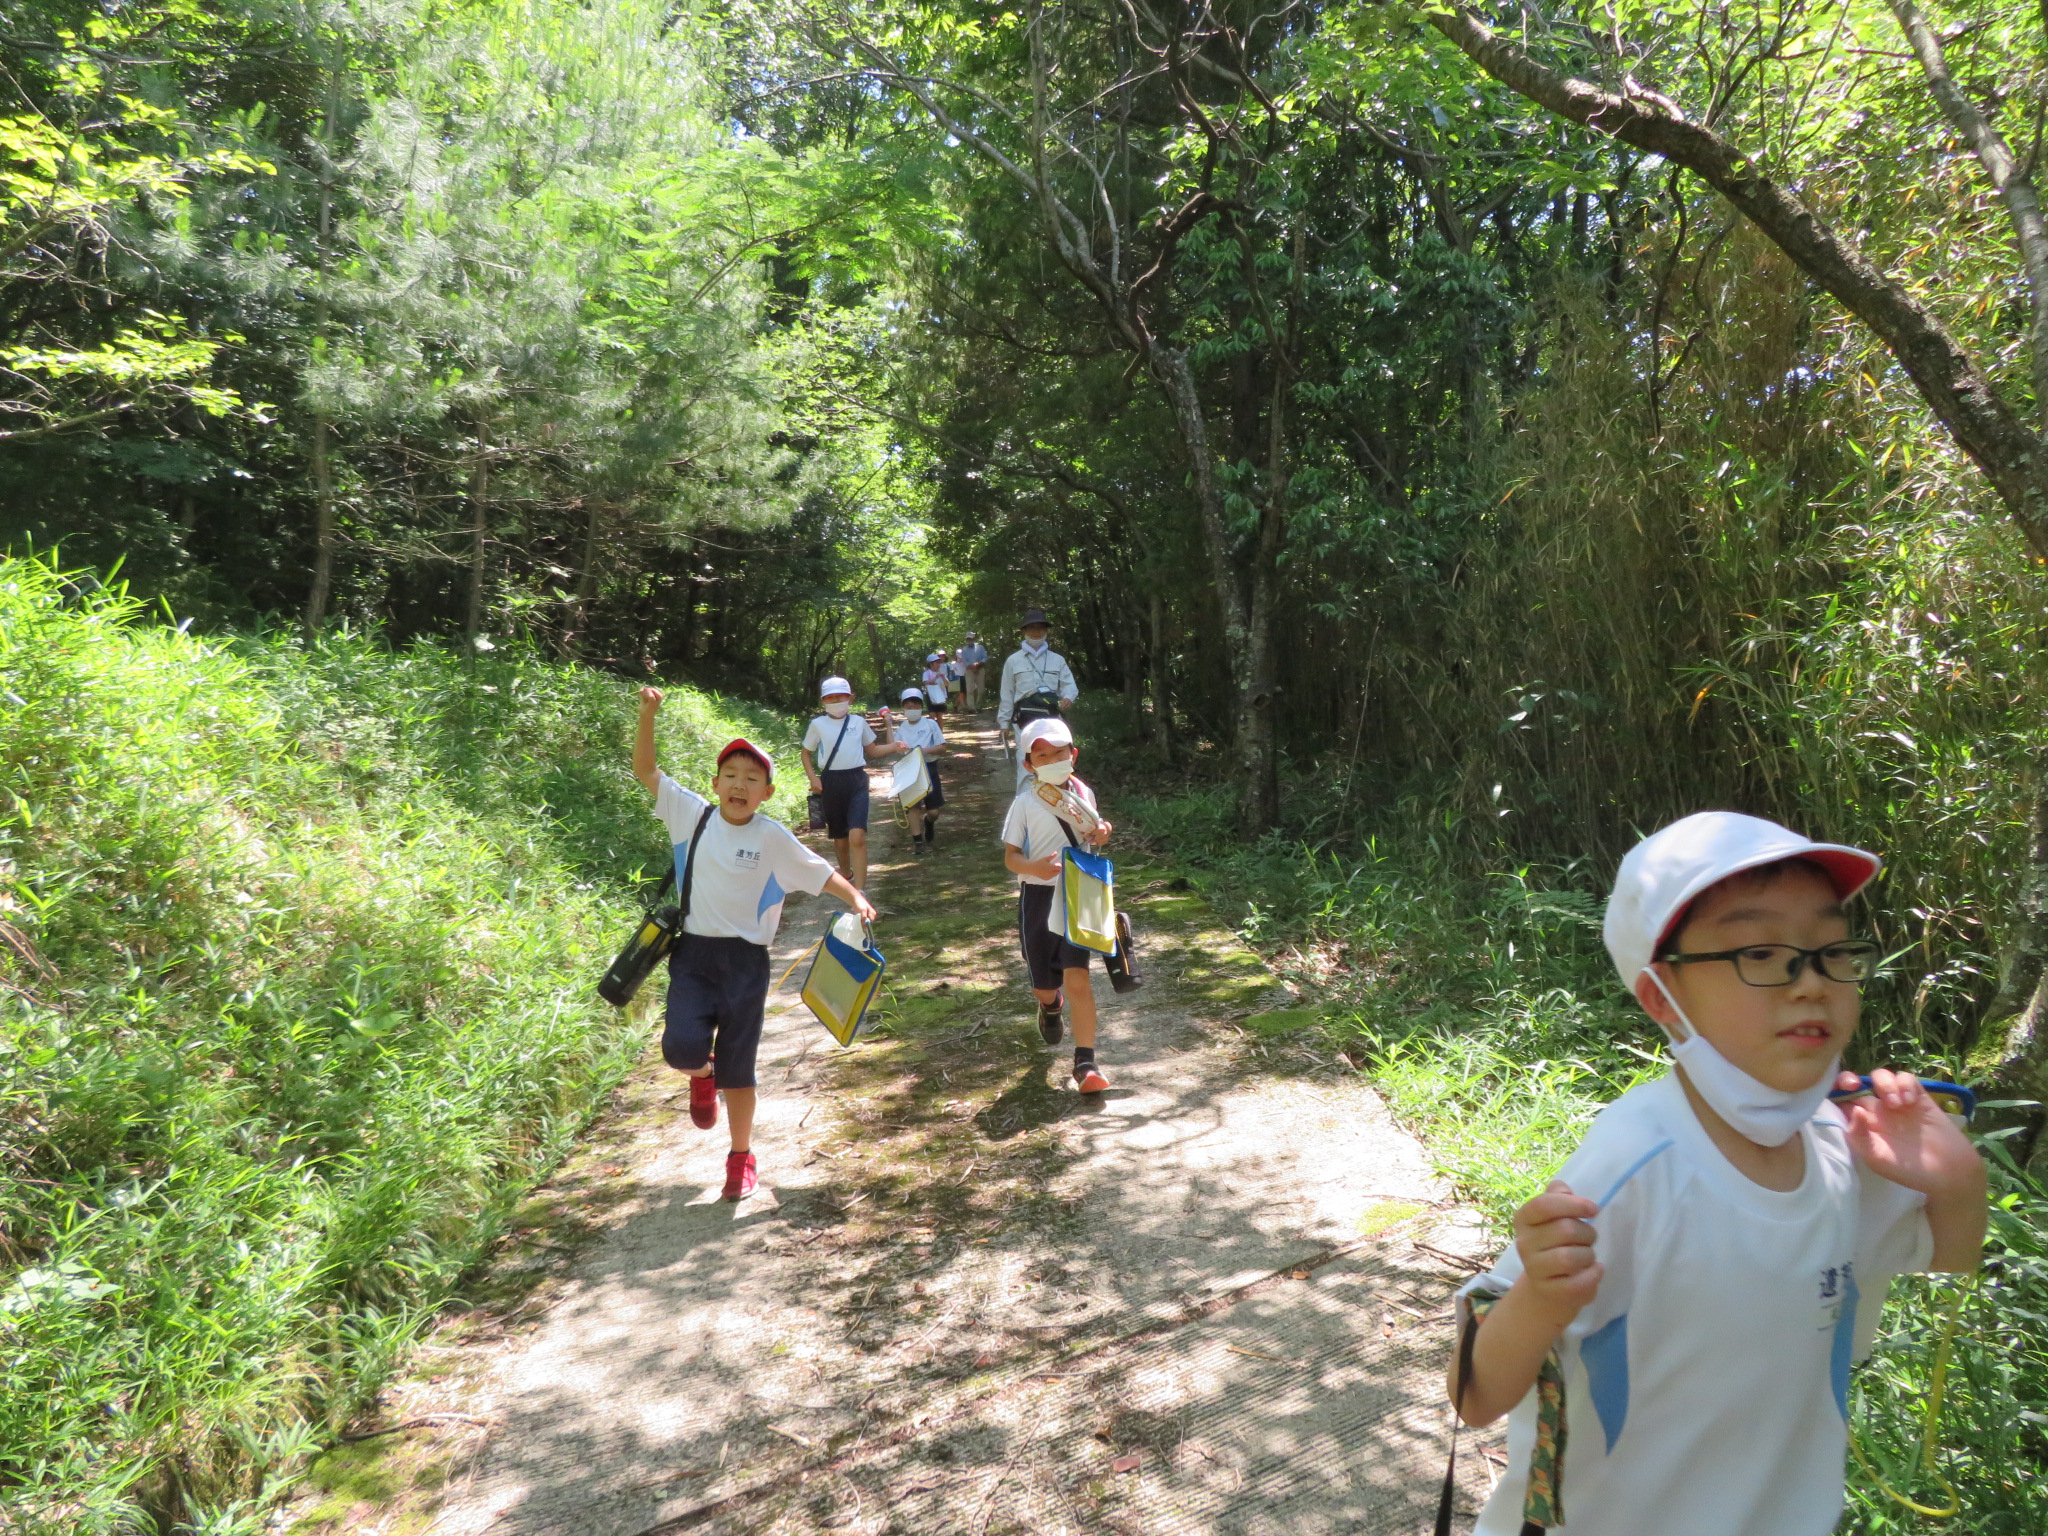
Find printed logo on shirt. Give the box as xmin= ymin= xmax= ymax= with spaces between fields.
xmin=733 ymin=847 xmax=762 ymax=868
xmin=1816 ymin=1259 xmax=1854 ymax=1332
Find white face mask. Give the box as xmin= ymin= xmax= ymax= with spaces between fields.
xmin=1022 ymin=636 xmax=1049 ymax=653
xmin=904 ymin=707 xmax=923 ymax=721
xmin=1033 ymin=759 xmax=1074 ymax=786
xmin=823 ymin=700 xmax=850 ymax=719
xmin=1643 ymin=969 xmax=1836 ymax=1147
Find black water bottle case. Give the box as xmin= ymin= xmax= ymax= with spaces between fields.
xmin=597 ymin=804 xmax=714 ymax=1008
xmin=598 ymin=902 xmax=681 ymax=1007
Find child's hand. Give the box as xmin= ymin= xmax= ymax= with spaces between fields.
xmin=1838 ymin=1068 xmax=1986 ymax=1201
xmin=808 ymin=777 xmax=823 ymax=795
xmin=1024 ymin=853 xmax=1061 ymax=881
xmin=1511 ymin=1180 xmax=1603 ymax=1322
xmin=849 ymin=889 xmax=878 ymax=923
xmin=639 ymin=687 xmax=664 ymax=710
xmin=1088 ymin=819 xmax=1113 ymax=847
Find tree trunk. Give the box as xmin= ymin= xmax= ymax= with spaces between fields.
xmin=463 ymin=420 xmax=490 ymax=637
xmin=1148 ymin=592 xmax=1173 ymax=755
xmin=303 ymin=71 xmax=341 ymax=635
xmin=1150 ymin=343 xmax=1278 ymax=830
xmin=304 ymin=412 xmax=336 ymax=630
xmin=865 ymin=615 xmax=889 ymax=699
xmin=567 ymin=498 xmax=604 ymax=656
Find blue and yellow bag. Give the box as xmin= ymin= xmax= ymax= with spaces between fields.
xmin=799 ymin=918 xmax=887 ymax=1047
xmin=1057 ymin=846 xmax=1118 ymax=954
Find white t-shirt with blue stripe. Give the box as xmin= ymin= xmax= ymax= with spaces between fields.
xmin=1458 ymin=1070 xmax=1930 ymax=1536
xmin=654 ymin=775 xmax=833 ymax=945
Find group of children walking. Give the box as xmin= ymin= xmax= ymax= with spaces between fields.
xmin=631 ymin=609 xmax=1989 ymax=1536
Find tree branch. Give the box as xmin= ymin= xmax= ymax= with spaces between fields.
xmin=1888 ymin=0 xmax=2048 ymax=429
xmin=1425 ymin=3 xmax=2048 ymax=560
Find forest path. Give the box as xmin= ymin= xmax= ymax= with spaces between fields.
xmin=290 ymin=719 xmax=1500 ymax=1536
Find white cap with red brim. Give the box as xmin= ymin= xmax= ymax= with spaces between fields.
xmin=1602 ymin=811 xmax=1880 ymax=988
xmin=1017 ymin=717 xmax=1074 ymax=756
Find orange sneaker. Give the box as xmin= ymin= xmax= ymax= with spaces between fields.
xmin=722 ymin=1150 xmax=757 ymax=1201
xmin=689 ymin=1070 xmax=718 ymax=1130
xmin=1073 ymin=1061 xmax=1108 ymax=1094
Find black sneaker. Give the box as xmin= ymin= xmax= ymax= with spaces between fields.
xmin=1037 ymin=995 xmax=1064 ymax=1045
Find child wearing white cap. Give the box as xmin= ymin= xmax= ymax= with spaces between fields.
xmin=1449 ymin=811 xmax=1986 ymax=1536
xmin=801 ymin=675 xmax=908 ymax=894
xmin=921 ymin=652 xmax=950 ymax=716
xmin=894 ymin=686 xmax=946 ymax=853
xmin=1002 ymin=716 xmax=1114 ymax=1092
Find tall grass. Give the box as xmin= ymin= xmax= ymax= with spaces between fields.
xmin=0 ymin=555 xmax=799 ymax=1534
xmin=1099 ymin=754 xmax=2048 ymax=1533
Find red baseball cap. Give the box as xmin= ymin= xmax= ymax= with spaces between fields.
xmin=716 ymin=738 xmax=775 ymax=780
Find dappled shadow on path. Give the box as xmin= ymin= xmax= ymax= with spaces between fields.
xmin=411 ymin=718 xmax=1497 ymax=1536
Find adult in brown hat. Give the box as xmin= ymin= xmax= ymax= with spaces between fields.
xmin=997 ymin=607 xmax=1078 ymax=785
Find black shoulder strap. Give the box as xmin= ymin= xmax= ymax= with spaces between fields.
xmin=1435 ymin=1304 xmax=1541 ymax=1536
xmin=1435 ymin=1304 xmax=1481 ymax=1536
xmin=823 ymin=712 xmax=854 ymax=772
xmin=677 ymin=803 xmax=716 ymax=923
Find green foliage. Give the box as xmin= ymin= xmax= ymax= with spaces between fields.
xmin=0 ymin=554 xmax=790 ymax=1532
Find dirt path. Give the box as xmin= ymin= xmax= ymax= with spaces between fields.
xmin=286 ymin=721 xmax=1501 ymax=1536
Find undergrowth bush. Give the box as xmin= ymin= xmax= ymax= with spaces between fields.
xmin=1104 ymin=756 xmax=2048 ymax=1533
xmin=0 ymin=556 xmax=799 ymax=1533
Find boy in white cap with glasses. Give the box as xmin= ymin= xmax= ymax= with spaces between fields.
xmin=1447 ymin=811 xmax=1986 ymax=1536
xmin=1002 ymin=716 xmax=1113 ymax=1092
xmin=634 ymin=688 xmax=878 ymax=1200
xmin=801 ymin=675 xmax=908 ymax=895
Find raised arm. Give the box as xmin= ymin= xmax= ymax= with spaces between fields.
xmin=633 ymin=687 xmax=663 ymax=796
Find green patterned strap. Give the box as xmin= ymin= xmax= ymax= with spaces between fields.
xmin=1464 ymin=1290 xmax=1567 ymax=1531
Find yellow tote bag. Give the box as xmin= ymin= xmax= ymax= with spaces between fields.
xmin=1058 ymin=847 xmax=1118 ymax=954
xmin=799 ymin=920 xmax=887 ymax=1046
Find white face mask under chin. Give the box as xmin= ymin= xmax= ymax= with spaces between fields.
xmin=1644 ymin=969 xmax=1836 ymax=1147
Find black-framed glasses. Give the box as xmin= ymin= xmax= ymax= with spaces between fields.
xmin=1659 ymin=940 xmax=1880 ymax=987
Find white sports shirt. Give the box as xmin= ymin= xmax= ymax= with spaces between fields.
xmin=894 ymin=716 xmax=944 ymax=754
xmin=654 ymin=775 xmax=833 ymax=945
xmin=1000 ymin=777 xmax=1101 ymax=887
xmin=802 ymin=713 xmax=875 ymax=773
xmin=1460 ymin=1071 xmax=1931 ymax=1536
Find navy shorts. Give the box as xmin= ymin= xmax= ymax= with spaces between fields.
xmin=662 ymin=934 xmax=770 ymax=1088
xmin=819 ymin=766 xmax=869 ymax=839
xmin=1018 ymin=881 xmax=1094 ymax=990
xmin=921 ymin=762 xmax=945 ymax=811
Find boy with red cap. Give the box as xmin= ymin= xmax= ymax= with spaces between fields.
xmin=634 ymin=687 xmax=877 ymax=1200
xmin=1448 ymin=811 xmax=1986 ymax=1536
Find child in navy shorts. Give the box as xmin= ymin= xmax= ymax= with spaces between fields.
xmin=1002 ymin=717 xmax=1114 ymax=1093
xmin=634 ymin=687 xmax=878 ymax=1199
xmin=892 ymin=685 xmax=946 ymax=853
xmin=801 ymin=674 xmax=907 ymax=895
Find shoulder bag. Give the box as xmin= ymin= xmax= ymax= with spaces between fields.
xmin=597 ymin=803 xmax=716 ymax=1007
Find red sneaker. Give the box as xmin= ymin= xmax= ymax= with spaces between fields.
xmin=1073 ymin=1062 xmax=1108 ymax=1095
xmin=689 ymin=1070 xmax=718 ymax=1130
xmin=722 ymin=1150 xmax=757 ymax=1201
